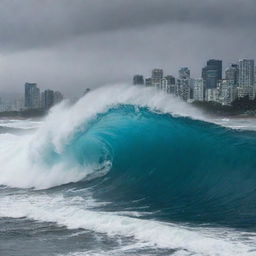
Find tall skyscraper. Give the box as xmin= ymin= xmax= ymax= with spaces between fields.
xmin=41 ymin=89 xmax=54 ymax=110
xmin=237 ymin=59 xmax=255 ymax=99
xmin=176 ymin=68 xmax=191 ymax=101
xmin=202 ymin=59 xmax=222 ymax=89
xmin=164 ymin=75 xmax=176 ymax=94
xmin=24 ymin=83 xmax=40 ymax=109
xmin=191 ymin=79 xmax=204 ymax=101
xmin=179 ymin=67 xmax=190 ymax=79
xmin=176 ymin=79 xmax=191 ymax=101
xmin=238 ymin=59 xmax=254 ymax=87
xmin=133 ymin=75 xmax=144 ymax=85
xmin=225 ymin=64 xmax=239 ymax=86
xmin=151 ymin=69 xmax=163 ymax=83
xmin=151 ymin=69 xmax=163 ymax=88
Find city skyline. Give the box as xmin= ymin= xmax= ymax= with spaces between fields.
xmin=0 ymin=0 xmax=256 ymax=96
xmin=133 ymin=58 xmax=256 ymax=106
xmin=0 ymin=82 xmax=64 ymax=112
xmin=1 ymin=56 xmax=255 ymax=111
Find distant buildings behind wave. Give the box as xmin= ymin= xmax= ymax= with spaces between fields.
xmin=0 ymin=83 xmax=92 ymax=113
xmin=133 ymin=59 xmax=256 ymax=106
xmin=0 ymin=58 xmax=255 ymax=112
xmin=0 ymin=83 xmax=64 ymax=112
xmin=24 ymin=83 xmax=64 ymax=111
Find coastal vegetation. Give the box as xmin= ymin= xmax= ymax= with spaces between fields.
xmin=193 ymin=96 xmax=256 ymax=116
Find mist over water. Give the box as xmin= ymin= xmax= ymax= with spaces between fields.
xmin=1 ymin=84 xmax=256 ymax=256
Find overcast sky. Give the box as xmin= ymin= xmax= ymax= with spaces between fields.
xmin=0 ymin=0 xmax=255 ymax=97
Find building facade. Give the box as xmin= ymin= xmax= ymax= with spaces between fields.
xmin=225 ymin=64 xmax=239 ymax=86
xmin=151 ymin=69 xmax=163 ymax=88
xmin=205 ymin=88 xmax=219 ymax=102
xmin=41 ymin=90 xmax=55 ymax=110
xmin=237 ymin=59 xmax=254 ymax=99
xmin=133 ymin=75 xmax=144 ymax=85
xmin=202 ymin=59 xmax=222 ymax=89
xmin=176 ymin=79 xmax=191 ymax=101
xmin=24 ymin=83 xmax=40 ymax=109
xmin=179 ymin=67 xmax=190 ymax=80
xmin=191 ymin=79 xmax=204 ymax=101
xmin=218 ymin=80 xmax=237 ymax=105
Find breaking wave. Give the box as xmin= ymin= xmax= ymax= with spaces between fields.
xmin=1 ymin=84 xmax=256 ymax=255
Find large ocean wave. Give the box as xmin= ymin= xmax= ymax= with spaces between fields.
xmin=1 ymin=84 xmax=256 ymax=255
xmin=0 ymin=84 xmax=206 ymax=189
xmin=1 ymin=85 xmax=256 ymax=225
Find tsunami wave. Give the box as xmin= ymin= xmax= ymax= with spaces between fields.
xmin=1 ymin=84 xmax=256 ymax=255
xmin=0 ymin=84 xmax=206 ymax=189
xmin=0 ymin=84 xmax=255 ymax=190
xmin=0 ymin=85 xmax=256 ymax=221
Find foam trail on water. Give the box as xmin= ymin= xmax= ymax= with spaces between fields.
xmin=0 ymin=192 xmax=255 ymax=256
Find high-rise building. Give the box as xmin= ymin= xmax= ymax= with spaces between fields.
xmin=133 ymin=75 xmax=144 ymax=85
xmin=41 ymin=90 xmax=54 ymax=110
xmin=176 ymin=79 xmax=191 ymax=101
xmin=161 ymin=78 xmax=168 ymax=92
xmin=218 ymin=80 xmax=237 ymax=105
xmin=238 ymin=59 xmax=254 ymax=99
xmin=164 ymin=75 xmax=176 ymax=94
xmin=176 ymin=68 xmax=191 ymax=101
xmin=151 ymin=68 xmax=164 ymax=83
xmin=238 ymin=59 xmax=254 ymax=87
xmin=179 ymin=67 xmax=190 ymax=79
xmin=202 ymin=59 xmax=222 ymax=89
xmin=191 ymin=79 xmax=204 ymax=101
xmin=151 ymin=69 xmax=163 ymax=88
xmin=165 ymin=75 xmax=175 ymax=85
xmin=24 ymin=83 xmax=40 ymax=109
xmin=225 ymin=64 xmax=239 ymax=86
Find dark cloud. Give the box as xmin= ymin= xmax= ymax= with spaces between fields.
xmin=0 ymin=0 xmax=255 ymax=51
xmin=0 ymin=0 xmax=255 ymax=96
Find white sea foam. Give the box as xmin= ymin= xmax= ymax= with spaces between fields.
xmin=0 ymin=119 xmax=41 ymax=129
xmin=0 ymin=192 xmax=255 ymax=256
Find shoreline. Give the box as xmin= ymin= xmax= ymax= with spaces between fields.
xmin=0 ymin=109 xmax=47 ymax=120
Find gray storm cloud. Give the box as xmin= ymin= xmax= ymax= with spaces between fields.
xmin=0 ymin=0 xmax=255 ymax=96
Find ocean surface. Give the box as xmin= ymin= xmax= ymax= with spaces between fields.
xmin=1 ymin=85 xmax=256 ymax=256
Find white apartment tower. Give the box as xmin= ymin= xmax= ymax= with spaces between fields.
xmin=192 ymin=79 xmax=204 ymax=101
